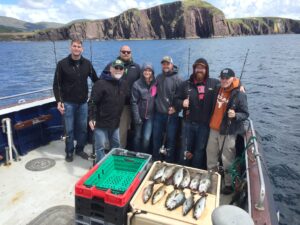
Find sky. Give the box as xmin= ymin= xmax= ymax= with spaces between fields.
xmin=0 ymin=0 xmax=299 ymax=24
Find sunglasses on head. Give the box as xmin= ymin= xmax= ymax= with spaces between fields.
xmin=114 ymin=66 xmax=124 ymax=70
xmin=121 ymin=51 xmax=131 ymax=54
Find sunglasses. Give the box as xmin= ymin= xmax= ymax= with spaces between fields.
xmin=114 ymin=66 xmax=124 ymax=70
xmin=121 ymin=51 xmax=131 ymax=55
xmin=220 ymin=76 xmax=231 ymax=80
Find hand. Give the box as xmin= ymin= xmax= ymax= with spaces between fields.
xmin=57 ymin=102 xmax=65 ymax=115
xmin=183 ymin=99 xmax=189 ymax=108
xmin=240 ymin=85 xmax=246 ymax=93
xmin=168 ymin=107 xmax=176 ymax=115
xmin=89 ymin=120 xmax=96 ymax=130
xmin=228 ymin=109 xmax=236 ymax=118
xmin=185 ymin=151 xmax=193 ymax=160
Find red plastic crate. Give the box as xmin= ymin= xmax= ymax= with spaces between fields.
xmin=75 ymin=149 xmax=152 ymax=207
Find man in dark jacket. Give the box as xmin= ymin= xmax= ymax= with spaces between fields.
xmin=174 ymin=58 xmax=219 ymax=169
xmin=89 ymin=59 xmax=128 ymax=162
xmin=53 ymin=39 xmax=98 ymax=162
xmin=131 ymin=63 xmax=156 ymax=153
xmin=102 ymin=45 xmax=140 ymax=148
xmin=206 ymin=68 xmax=249 ymax=194
xmin=152 ymin=56 xmax=182 ymax=162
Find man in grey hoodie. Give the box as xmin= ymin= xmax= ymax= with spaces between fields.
xmin=152 ymin=56 xmax=182 ymax=162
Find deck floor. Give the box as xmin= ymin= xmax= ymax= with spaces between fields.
xmin=0 ymin=140 xmax=92 ymax=225
xmin=0 ymin=141 xmax=233 ymax=225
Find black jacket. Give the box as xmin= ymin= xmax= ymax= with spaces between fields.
xmin=88 ymin=72 xmax=128 ymax=129
xmin=103 ymin=57 xmax=140 ymax=105
xmin=53 ymin=55 xmax=98 ymax=104
xmin=174 ymin=75 xmax=220 ymax=125
xmin=155 ymin=65 xmax=182 ymax=114
xmin=131 ymin=75 xmax=156 ymax=124
xmin=215 ymin=87 xmax=249 ymax=135
xmin=174 ymin=58 xmax=219 ymax=125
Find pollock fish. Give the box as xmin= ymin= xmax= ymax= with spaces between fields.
xmin=182 ymin=195 xmax=194 ymax=216
xmin=152 ymin=185 xmax=166 ymax=204
xmin=180 ymin=168 xmax=191 ymax=189
xmin=161 ymin=166 xmax=176 ymax=183
xmin=193 ymin=196 xmax=206 ymax=220
xmin=142 ymin=182 xmax=154 ymax=203
xmin=165 ymin=189 xmax=186 ymax=210
xmin=198 ymin=173 xmax=212 ymax=194
xmin=153 ymin=166 xmax=166 ymax=182
xmin=189 ymin=174 xmax=201 ymax=193
xmin=173 ymin=167 xmax=184 ymax=188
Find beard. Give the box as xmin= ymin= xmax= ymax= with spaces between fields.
xmin=195 ymin=72 xmax=205 ymax=81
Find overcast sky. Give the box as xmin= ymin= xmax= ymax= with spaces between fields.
xmin=0 ymin=0 xmax=299 ymax=23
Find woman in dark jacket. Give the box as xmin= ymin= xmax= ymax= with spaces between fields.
xmin=131 ymin=63 xmax=157 ymax=153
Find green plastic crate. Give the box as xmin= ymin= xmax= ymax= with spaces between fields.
xmin=84 ymin=154 xmax=147 ymax=194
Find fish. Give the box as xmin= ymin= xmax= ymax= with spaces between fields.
xmin=153 ymin=166 xmax=166 ymax=183
xmin=161 ymin=166 xmax=176 ymax=183
xmin=193 ymin=196 xmax=206 ymax=220
xmin=198 ymin=173 xmax=212 ymax=194
xmin=165 ymin=189 xmax=186 ymax=210
xmin=189 ymin=174 xmax=201 ymax=193
xmin=151 ymin=185 xmax=166 ymax=204
xmin=182 ymin=195 xmax=194 ymax=216
xmin=142 ymin=182 xmax=154 ymax=203
xmin=173 ymin=167 xmax=184 ymax=188
xmin=180 ymin=168 xmax=191 ymax=189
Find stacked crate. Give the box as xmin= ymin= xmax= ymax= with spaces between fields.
xmin=75 ymin=148 xmax=152 ymax=225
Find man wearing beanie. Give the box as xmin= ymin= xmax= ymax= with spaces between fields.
xmin=206 ymin=68 xmax=249 ymax=195
xmin=174 ymin=58 xmax=219 ymax=169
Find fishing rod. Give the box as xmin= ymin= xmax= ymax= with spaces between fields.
xmin=187 ymin=47 xmax=191 ymax=76
xmin=218 ymin=49 xmax=250 ymax=175
xmin=51 ymin=39 xmax=69 ymax=141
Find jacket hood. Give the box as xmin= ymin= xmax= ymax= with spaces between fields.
xmin=224 ymin=78 xmax=240 ymax=92
xmin=192 ymin=58 xmax=209 ymax=79
xmin=141 ymin=62 xmax=155 ymax=85
xmin=162 ymin=64 xmax=179 ymax=77
xmin=100 ymin=71 xmax=117 ymax=81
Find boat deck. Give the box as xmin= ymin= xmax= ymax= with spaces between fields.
xmin=0 ymin=141 xmax=232 ymax=225
xmin=0 ymin=140 xmax=92 ymax=225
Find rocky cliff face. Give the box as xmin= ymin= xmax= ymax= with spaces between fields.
xmin=33 ymin=0 xmax=230 ymax=41
xmin=227 ymin=17 xmax=300 ymax=35
xmin=3 ymin=0 xmax=300 ymax=41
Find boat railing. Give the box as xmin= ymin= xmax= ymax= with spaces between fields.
xmin=0 ymin=88 xmax=54 ymax=108
xmin=245 ymin=118 xmax=266 ymax=211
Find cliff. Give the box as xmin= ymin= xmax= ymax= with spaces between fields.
xmin=1 ymin=0 xmax=299 ymax=41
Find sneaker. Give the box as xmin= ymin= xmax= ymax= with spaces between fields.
xmin=65 ymin=153 xmax=73 ymax=162
xmin=76 ymin=151 xmax=89 ymax=160
xmin=222 ymin=186 xmax=233 ymax=195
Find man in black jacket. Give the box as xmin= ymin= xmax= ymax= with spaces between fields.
xmin=152 ymin=56 xmax=182 ymax=162
xmin=174 ymin=58 xmax=219 ymax=169
xmin=53 ymin=39 xmax=98 ymax=162
xmin=89 ymin=59 xmax=128 ymax=162
xmin=102 ymin=45 xmax=140 ymax=148
xmin=206 ymin=68 xmax=249 ymax=194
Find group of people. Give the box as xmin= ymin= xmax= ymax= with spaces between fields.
xmin=53 ymin=39 xmax=249 ymax=194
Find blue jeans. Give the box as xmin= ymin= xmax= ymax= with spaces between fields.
xmin=94 ymin=127 xmax=120 ymax=163
xmin=133 ymin=118 xmax=153 ymax=153
xmin=152 ymin=112 xmax=179 ymax=163
xmin=179 ymin=121 xmax=210 ymax=169
xmin=64 ymin=102 xmax=88 ymax=154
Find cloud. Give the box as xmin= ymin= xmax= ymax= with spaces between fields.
xmin=0 ymin=0 xmax=299 ymax=24
xmin=0 ymin=0 xmax=166 ymax=23
xmin=210 ymin=0 xmax=300 ymax=19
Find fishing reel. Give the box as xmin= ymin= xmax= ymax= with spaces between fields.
xmin=159 ymin=145 xmax=169 ymax=156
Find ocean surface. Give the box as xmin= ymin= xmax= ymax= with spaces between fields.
xmin=0 ymin=35 xmax=299 ymax=224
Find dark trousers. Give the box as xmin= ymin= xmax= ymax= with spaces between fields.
xmin=152 ymin=112 xmax=179 ymax=163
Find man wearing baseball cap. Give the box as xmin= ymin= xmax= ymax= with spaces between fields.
xmin=88 ymin=59 xmax=128 ymax=162
xmin=152 ymin=56 xmax=182 ymax=162
xmin=206 ymin=68 xmax=249 ymax=194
